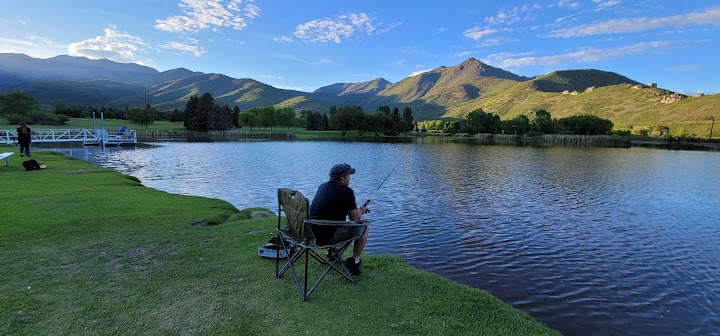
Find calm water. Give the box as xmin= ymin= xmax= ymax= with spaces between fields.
xmin=56 ymin=140 xmax=720 ymax=336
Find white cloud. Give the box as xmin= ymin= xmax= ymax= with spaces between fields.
xmin=294 ymin=12 xmax=383 ymax=43
xmin=19 ymin=20 xmax=27 ymax=25
xmin=483 ymin=41 xmax=684 ymax=68
xmin=592 ymin=0 xmax=621 ymax=9
xmin=272 ymin=54 xmax=332 ymax=65
xmin=378 ymin=22 xmax=402 ymax=34
xmin=409 ymin=69 xmax=432 ymax=77
xmin=477 ymin=38 xmax=503 ymax=47
xmin=548 ymin=6 xmax=720 ymax=37
xmin=556 ymin=0 xmax=580 ymax=9
xmin=485 ymin=4 xmax=541 ymax=25
xmin=68 ymin=26 xmax=149 ymax=62
xmin=275 ymin=85 xmax=306 ymax=91
xmin=155 ymin=0 xmax=260 ymax=33
xmin=161 ymin=41 xmax=206 ymax=57
xmin=273 ymin=36 xmax=294 ymax=43
xmin=463 ymin=26 xmax=512 ymax=41
xmin=455 ymin=51 xmax=472 ymax=57
xmin=464 ymin=27 xmax=498 ymax=40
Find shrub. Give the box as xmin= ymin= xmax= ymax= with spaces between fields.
xmin=5 ymin=111 xmax=68 ymax=125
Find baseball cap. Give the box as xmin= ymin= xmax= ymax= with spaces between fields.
xmin=329 ymin=163 xmax=356 ymax=178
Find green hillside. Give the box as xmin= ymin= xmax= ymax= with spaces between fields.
xmin=8 ymin=80 xmax=147 ymax=107
xmin=529 ymin=69 xmax=639 ymax=92
xmin=445 ymin=83 xmax=718 ymax=137
xmin=361 ymin=59 xmax=525 ymax=120
xmin=150 ymin=74 xmax=306 ymax=109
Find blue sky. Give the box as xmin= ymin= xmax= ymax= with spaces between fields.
xmin=1 ymin=1 xmax=718 ymax=94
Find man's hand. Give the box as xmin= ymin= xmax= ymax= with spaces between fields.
xmin=362 ymin=199 xmax=371 ymax=214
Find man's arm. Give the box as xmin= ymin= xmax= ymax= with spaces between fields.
xmin=348 ymin=201 xmax=369 ymax=221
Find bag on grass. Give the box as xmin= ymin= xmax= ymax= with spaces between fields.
xmin=22 ymin=159 xmax=41 ymax=171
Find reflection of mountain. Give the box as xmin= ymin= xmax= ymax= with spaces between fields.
xmin=1 ymin=53 xmax=718 ymax=135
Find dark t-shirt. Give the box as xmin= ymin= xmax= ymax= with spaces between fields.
xmin=309 ymin=180 xmax=357 ymax=244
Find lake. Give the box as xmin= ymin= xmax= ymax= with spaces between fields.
xmin=54 ymin=139 xmax=720 ymax=336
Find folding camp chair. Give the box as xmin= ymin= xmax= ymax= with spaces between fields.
xmin=276 ymin=188 xmax=369 ymax=301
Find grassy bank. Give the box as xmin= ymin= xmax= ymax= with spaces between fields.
xmin=0 ymin=151 xmax=557 ymax=335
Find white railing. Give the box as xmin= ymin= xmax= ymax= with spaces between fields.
xmin=105 ymin=130 xmax=137 ymax=145
xmin=0 ymin=129 xmax=137 ymax=145
xmin=1 ymin=130 xmax=12 ymax=144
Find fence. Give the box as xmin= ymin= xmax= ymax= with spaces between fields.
xmin=136 ymin=129 xmax=296 ymax=141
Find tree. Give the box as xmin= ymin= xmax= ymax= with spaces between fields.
xmin=193 ymin=92 xmax=215 ymax=132
xmin=304 ymin=111 xmax=327 ymax=131
xmin=232 ymin=105 xmax=241 ymax=128
xmin=257 ymin=106 xmax=277 ymax=130
xmin=531 ymin=109 xmax=555 ymax=134
xmin=463 ymin=108 xmax=500 ymax=134
xmin=278 ymin=107 xmax=296 ymax=130
xmin=207 ymin=104 xmax=232 ymax=131
xmin=184 ymin=95 xmax=200 ymax=129
xmin=402 ymin=107 xmax=414 ymax=133
xmin=390 ymin=107 xmax=401 ymax=135
xmin=239 ymin=111 xmax=260 ymax=131
xmin=376 ymin=105 xmax=391 ymax=115
xmin=51 ymin=100 xmax=67 ymax=115
xmin=168 ymin=108 xmax=183 ymax=123
xmin=346 ymin=106 xmax=366 ymax=136
xmin=367 ymin=111 xmax=391 ymax=136
xmin=328 ymin=105 xmax=354 ymax=136
xmin=0 ymin=91 xmax=38 ymax=117
xmin=557 ymin=115 xmax=614 ymax=135
xmin=501 ymin=114 xmax=530 ymax=135
xmin=126 ymin=105 xmax=157 ymax=128
xmin=296 ymin=110 xmax=308 ymax=129
xmin=447 ymin=120 xmax=462 ymax=134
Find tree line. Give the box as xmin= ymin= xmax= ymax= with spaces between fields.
xmin=1 ymin=90 xmax=613 ymax=136
xmin=418 ymin=108 xmax=615 ymax=136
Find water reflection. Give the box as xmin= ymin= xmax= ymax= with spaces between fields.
xmin=54 ymin=142 xmax=720 ymax=336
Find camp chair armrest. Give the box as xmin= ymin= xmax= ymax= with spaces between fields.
xmin=304 ymin=219 xmax=371 ymax=227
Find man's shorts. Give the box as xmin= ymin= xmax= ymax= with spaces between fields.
xmin=326 ymin=225 xmax=367 ymax=245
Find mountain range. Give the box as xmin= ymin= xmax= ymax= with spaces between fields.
xmin=1 ymin=53 xmax=717 ymax=136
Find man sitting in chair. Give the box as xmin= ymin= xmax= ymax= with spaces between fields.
xmin=309 ymin=163 xmax=370 ymax=275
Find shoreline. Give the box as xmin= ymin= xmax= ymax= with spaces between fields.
xmin=630 ymin=139 xmax=720 ymax=151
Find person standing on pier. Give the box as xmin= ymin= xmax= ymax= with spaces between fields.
xmin=17 ymin=122 xmax=32 ymax=157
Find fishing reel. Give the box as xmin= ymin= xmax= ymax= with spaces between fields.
xmin=363 ymin=199 xmax=371 ymax=214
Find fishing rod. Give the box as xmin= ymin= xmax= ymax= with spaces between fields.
xmin=362 ymin=148 xmax=410 ymax=212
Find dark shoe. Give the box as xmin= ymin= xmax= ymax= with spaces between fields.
xmin=343 ymin=257 xmax=361 ymax=275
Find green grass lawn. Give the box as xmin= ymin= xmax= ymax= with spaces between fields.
xmin=0 ymin=150 xmax=558 ymax=335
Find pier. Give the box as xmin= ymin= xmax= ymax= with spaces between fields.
xmin=1 ymin=129 xmax=137 ymax=146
